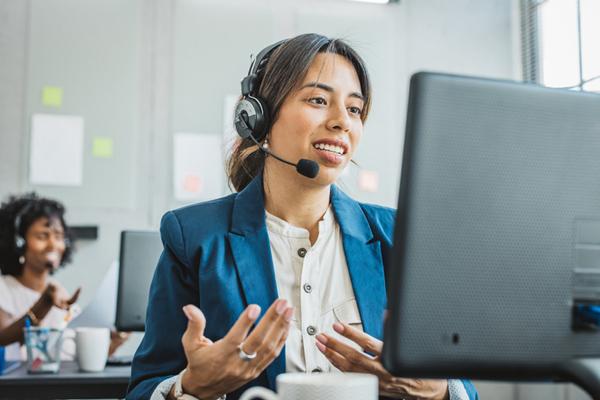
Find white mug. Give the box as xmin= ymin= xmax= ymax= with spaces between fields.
xmin=239 ymin=372 xmax=378 ymax=400
xmin=75 ymin=327 xmax=110 ymax=372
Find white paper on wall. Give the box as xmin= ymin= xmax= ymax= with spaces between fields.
xmin=29 ymin=113 xmax=84 ymax=186
xmin=173 ymin=132 xmax=223 ymax=201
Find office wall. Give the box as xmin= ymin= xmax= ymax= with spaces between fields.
xmin=0 ymin=0 xmax=407 ymax=305
xmin=0 ymin=0 xmax=28 ymax=194
xmin=405 ymin=0 xmax=516 ymax=78
xmin=3 ymin=1 xmax=587 ymax=399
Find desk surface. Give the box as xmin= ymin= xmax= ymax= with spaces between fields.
xmin=0 ymin=361 xmax=130 ymax=399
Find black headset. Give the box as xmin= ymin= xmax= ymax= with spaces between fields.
xmin=234 ymin=40 xmax=287 ymax=142
xmin=14 ymin=202 xmax=33 ymax=253
xmin=232 ymin=39 xmax=321 ymax=179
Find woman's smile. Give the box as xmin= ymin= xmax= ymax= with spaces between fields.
xmin=44 ymin=251 xmax=61 ymax=265
xmin=311 ymin=138 xmax=349 ymax=166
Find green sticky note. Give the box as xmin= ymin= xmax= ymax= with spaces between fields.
xmin=42 ymin=86 xmax=63 ymax=107
xmin=92 ymin=137 xmax=114 ymax=158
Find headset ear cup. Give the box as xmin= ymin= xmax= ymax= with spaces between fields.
xmin=15 ymin=235 xmax=25 ymax=251
xmin=234 ymin=98 xmax=255 ymax=139
xmin=234 ymin=96 xmax=270 ymax=142
xmin=248 ymin=97 xmax=270 ymax=141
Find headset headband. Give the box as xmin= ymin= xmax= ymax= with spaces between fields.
xmin=241 ymin=39 xmax=287 ymax=96
xmin=14 ymin=201 xmax=34 ymax=250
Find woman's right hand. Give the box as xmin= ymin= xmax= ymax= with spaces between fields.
xmin=178 ymin=299 xmax=293 ymax=399
xmin=41 ymin=282 xmax=81 ymax=310
xmin=28 ymin=282 xmax=81 ymax=325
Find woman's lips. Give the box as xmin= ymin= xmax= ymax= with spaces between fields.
xmin=45 ymin=252 xmax=61 ymax=264
xmin=313 ymin=147 xmax=344 ymax=165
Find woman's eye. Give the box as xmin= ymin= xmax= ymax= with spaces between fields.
xmin=308 ymin=97 xmax=326 ymax=105
xmin=348 ymin=106 xmax=363 ymax=116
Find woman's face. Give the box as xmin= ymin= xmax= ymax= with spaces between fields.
xmin=23 ymin=216 xmax=66 ymax=273
xmin=267 ymin=52 xmax=365 ymax=186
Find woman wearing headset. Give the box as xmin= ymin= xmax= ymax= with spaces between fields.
xmin=128 ymin=33 xmax=478 ymax=400
xmin=0 ymin=194 xmax=81 ymax=359
xmin=0 ymin=193 xmax=129 ymax=358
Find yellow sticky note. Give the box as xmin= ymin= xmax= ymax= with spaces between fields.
xmin=42 ymin=86 xmax=63 ymax=107
xmin=92 ymin=137 xmax=114 ymax=158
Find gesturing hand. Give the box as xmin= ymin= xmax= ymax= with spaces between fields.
xmin=178 ymin=299 xmax=293 ymax=400
xmin=316 ymin=323 xmax=448 ymax=400
xmin=42 ymin=283 xmax=81 ymax=310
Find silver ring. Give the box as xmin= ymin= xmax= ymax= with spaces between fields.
xmin=238 ymin=343 xmax=257 ymax=361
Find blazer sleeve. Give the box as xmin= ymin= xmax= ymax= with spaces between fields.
xmin=126 ymin=211 xmax=199 ymax=399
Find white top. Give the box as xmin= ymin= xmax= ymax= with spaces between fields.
xmin=150 ymin=208 xmax=470 ymax=400
xmin=0 ymin=274 xmax=79 ymax=361
xmin=266 ymin=206 xmax=363 ymax=373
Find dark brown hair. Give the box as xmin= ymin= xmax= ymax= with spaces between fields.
xmin=226 ymin=33 xmax=372 ymax=192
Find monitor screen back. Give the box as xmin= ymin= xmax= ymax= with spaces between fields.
xmin=383 ymin=72 xmax=600 ymax=381
xmin=115 ymin=230 xmax=162 ymax=331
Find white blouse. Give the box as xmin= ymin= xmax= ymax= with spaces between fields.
xmin=265 ymin=206 xmax=364 ymax=373
xmin=0 ymin=274 xmax=79 ymax=361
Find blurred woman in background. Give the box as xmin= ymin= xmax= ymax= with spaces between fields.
xmin=0 ymin=193 xmax=127 ymax=359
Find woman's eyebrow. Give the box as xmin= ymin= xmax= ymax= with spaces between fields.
xmin=300 ymin=81 xmax=364 ymax=101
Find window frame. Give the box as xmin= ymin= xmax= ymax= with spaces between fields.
xmin=521 ymin=0 xmax=599 ymax=92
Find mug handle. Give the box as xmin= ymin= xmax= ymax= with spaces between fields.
xmin=61 ymin=335 xmax=76 ymax=359
xmin=239 ymin=386 xmax=278 ymax=400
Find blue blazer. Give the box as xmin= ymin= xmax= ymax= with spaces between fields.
xmin=127 ymin=174 xmax=478 ymax=400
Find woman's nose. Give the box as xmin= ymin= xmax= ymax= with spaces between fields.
xmin=326 ymin=104 xmax=351 ymax=132
xmin=47 ymin=234 xmax=64 ymax=249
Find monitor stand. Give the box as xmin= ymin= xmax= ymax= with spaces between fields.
xmin=562 ymin=358 xmax=600 ymax=398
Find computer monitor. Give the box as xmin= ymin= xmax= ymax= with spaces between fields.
xmin=115 ymin=230 xmax=163 ymax=332
xmin=382 ymin=72 xmax=600 ymax=397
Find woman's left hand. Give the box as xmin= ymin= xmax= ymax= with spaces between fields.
xmin=316 ymin=322 xmax=448 ymax=400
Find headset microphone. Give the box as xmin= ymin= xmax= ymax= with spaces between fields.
xmin=295 ymin=159 xmax=320 ymax=179
xmin=239 ymin=112 xmax=319 ymax=179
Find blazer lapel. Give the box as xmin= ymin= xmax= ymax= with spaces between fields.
xmin=227 ymin=231 xmax=278 ymax=320
xmin=227 ymin=174 xmax=285 ymax=389
xmin=331 ymin=185 xmax=387 ymax=340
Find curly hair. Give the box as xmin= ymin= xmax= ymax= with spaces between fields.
xmin=0 ymin=193 xmax=74 ymax=276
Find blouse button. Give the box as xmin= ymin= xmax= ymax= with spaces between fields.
xmin=303 ymin=283 xmax=312 ymax=293
xmin=297 ymin=248 xmax=307 ymax=258
xmin=311 ymin=367 xmax=323 ymax=373
xmin=306 ymin=325 xmax=317 ymax=335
